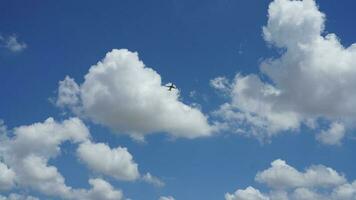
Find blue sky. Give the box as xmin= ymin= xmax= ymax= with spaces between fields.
xmin=1 ymin=0 xmax=356 ymax=200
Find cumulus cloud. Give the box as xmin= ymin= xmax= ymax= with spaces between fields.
xmin=0 ymin=117 xmax=88 ymax=198
xmin=225 ymin=159 xmax=356 ymax=200
xmin=255 ymin=159 xmax=346 ymax=189
xmin=0 ymin=161 xmax=15 ymax=190
xmin=213 ymin=0 xmax=356 ymax=143
xmin=56 ymin=76 xmax=81 ymax=113
xmin=225 ymin=186 xmax=269 ymax=200
xmin=0 ymin=35 xmax=27 ymax=52
xmin=57 ymin=49 xmax=213 ymax=140
xmin=76 ymin=178 xmax=125 ymax=200
xmin=316 ymin=122 xmax=345 ymax=146
xmin=0 ymin=118 xmax=127 ymax=200
xmin=77 ymin=141 xmax=140 ymax=181
xmin=77 ymin=141 xmax=164 ymax=187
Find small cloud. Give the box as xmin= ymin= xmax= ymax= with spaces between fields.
xmin=142 ymin=172 xmax=165 ymax=187
xmin=159 ymin=196 xmax=175 ymax=200
xmin=189 ymin=90 xmax=197 ymax=99
xmin=316 ymin=122 xmax=345 ymax=146
xmin=0 ymin=34 xmax=27 ymax=52
xmin=210 ymin=76 xmax=231 ymax=95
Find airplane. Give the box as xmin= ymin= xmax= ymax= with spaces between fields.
xmin=165 ymin=83 xmax=176 ymax=91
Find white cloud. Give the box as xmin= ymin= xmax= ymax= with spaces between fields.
xmin=213 ymin=0 xmax=356 ymax=143
xmin=78 ymin=178 xmax=124 ymax=200
xmin=290 ymin=188 xmax=324 ymax=200
xmin=332 ymin=181 xmax=356 ymax=200
xmin=0 ymin=193 xmax=39 ymax=200
xmin=316 ymin=122 xmax=345 ymax=146
xmin=56 ymin=76 xmax=81 ymax=113
xmin=142 ymin=172 xmax=165 ymax=187
xmin=225 ymin=186 xmax=269 ymax=200
xmin=0 ymin=118 xmax=89 ymax=198
xmin=226 ymin=159 xmax=356 ymax=200
xmin=210 ymin=76 xmax=231 ymax=94
xmin=0 ymin=118 xmax=128 ymax=200
xmin=0 ymin=161 xmax=15 ymax=190
xmin=0 ymin=35 xmax=27 ymax=52
xmin=77 ymin=141 xmax=140 ymax=181
xmin=57 ymin=49 xmax=213 ymax=140
xmin=18 ymin=154 xmax=72 ymax=197
xmin=159 ymin=196 xmax=175 ymax=200
xmin=255 ymin=159 xmax=346 ymax=189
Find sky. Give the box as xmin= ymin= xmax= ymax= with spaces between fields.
xmin=1 ymin=0 xmax=356 ymax=200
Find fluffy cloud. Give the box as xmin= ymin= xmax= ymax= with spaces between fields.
xmin=225 ymin=186 xmax=269 ymax=200
xmin=0 ymin=35 xmax=27 ymax=52
xmin=76 ymin=178 xmax=124 ymax=200
xmin=77 ymin=141 xmax=140 ymax=181
xmin=56 ymin=76 xmax=81 ymax=112
xmin=0 ymin=118 xmax=127 ymax=200
xmin=255 ymin=159 xmax=346 ymax=189
xmin=57 ymin=49 xmax=213 ymax=140
xmin=226 ymin=159 xmax=356 ymax=200
xmin=213 ymin=0 xmax=356 ymax=143
xmin=0 ymin=162 xmax=15 ymax=190
xmin=0 ymin=118 xmax=88 ymax=198
xmin=77 ymin=141 xmax=164 ymax=187
xmin=316 ymin=122 xmax=345 ymax=145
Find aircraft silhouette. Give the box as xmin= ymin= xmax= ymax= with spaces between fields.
xmin=165 ymin=83 xmax=176 ymax=91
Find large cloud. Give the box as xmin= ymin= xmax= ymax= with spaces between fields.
xmin=213 ymin=0 xmax=356 ymax=144
xmin=225 ymin=159 xmax=356 ymax=200
xmin=0 ymin=118 xmax=127 ymax=200
xmin=57 ymin=49 xmax=213 ymax=140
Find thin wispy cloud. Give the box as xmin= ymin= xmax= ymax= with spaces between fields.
xmin=0 ymin=34 xmax=27 ymax=52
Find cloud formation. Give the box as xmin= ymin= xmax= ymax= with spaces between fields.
xmin=77 ymin=141 xmax=140 ymax=181
xmin=255 ymin=159 xmax=346 ymax=189
xmin=225 ymin=159 xmax=356 ymax=200
xmin=225 ymin=186 xmax=268 ymax=200
xmin=316 ymin=122 xmax=345 ymax=145
xmin=0 ymin=118 xmax=128 ymax=200
xmin=57 ymin=49 xmax=213 ymax=140
xmin=142 ymin=172 xmax=165 ymax=187
xmin=0 ymin=193 xmax=39 ymax=200
xmin=213 ymin=0 xmax=356 ymax=144
xmin=0 ymin=35 xmax=27 ymax=52
xmin=0 ymin=162 xmax=15 ymax=190
xmin=78 ymin=178 xmax=124 ymax=200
